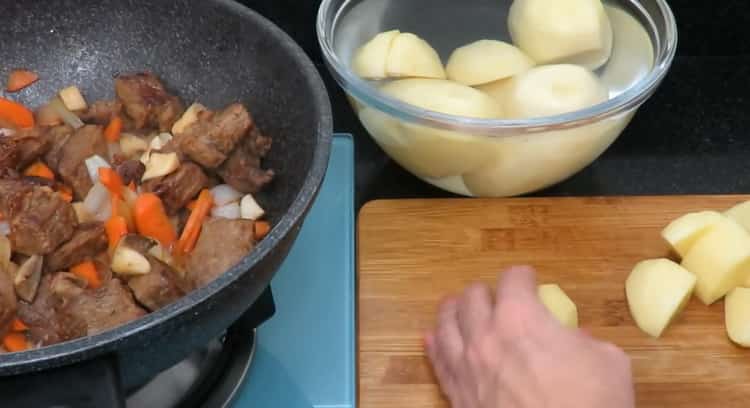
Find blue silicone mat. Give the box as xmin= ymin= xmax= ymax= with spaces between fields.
xmin=232 ymin=134 xmax=356 ymax=408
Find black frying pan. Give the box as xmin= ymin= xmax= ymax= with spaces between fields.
xmin=0 ymin=0 xmax=332 ymax=406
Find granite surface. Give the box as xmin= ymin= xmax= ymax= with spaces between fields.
xmin=240 ymin=0 xmax=750 ymax=207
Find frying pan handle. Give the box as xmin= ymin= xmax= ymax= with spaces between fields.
xmin=0 ymin=354 xmax=124 ymax=408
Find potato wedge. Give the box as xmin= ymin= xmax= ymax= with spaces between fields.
xmin=446 ymin=40 xmax=534 ymax=86
xmin=538 ymin=284 xmax=578 ymax=328
xmin=386 ymin=33 xmax=446 ymax=79
xmin=725 ymin=287 xmax=750 ymax=347
xmin=725 ymin=200 xmax=750 ymax=232
xmin=508 ymin=0 xmax=613 ymax=68
xmin=352 ymin=30 xmax=401 ymax=79
xmin=626 ymin=259 xmax=696 ymax=338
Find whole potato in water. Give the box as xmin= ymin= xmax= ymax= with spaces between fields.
xmin=499 ymin=64 xmax=608 ymax=119
xmin=508 ymin=0 xmax=613 ymax=69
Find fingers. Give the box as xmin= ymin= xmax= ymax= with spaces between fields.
xmin=456 ymin=282 xmax=493 ymax=341
xmin=495 ymin=265 xmax=557 ymax=329
xmin=496 ymin=265 xmax=539 ymax=303
xmin=435 ymin=297 xmax=465 ymax=367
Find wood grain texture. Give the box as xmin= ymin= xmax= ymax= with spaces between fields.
xmin=358 ymin=196 xmax=750 ymax=408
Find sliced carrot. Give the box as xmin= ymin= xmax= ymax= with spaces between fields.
xmin=186 ymin=199 xmax=197 ymax=211
xmin=58 ymin=185 xmax=73 ymax=202
xmin=98 ymin=167 xmax=123 ymax=198
xmin=254 ymin=221 xmax=271 ymax=240
xmin=134 ymin=193 xmax=177 ymax=247
xmin=0 ymin=97 xmax=34 ymax=128
xmin=105 ymin=216 xmax=128 ymax=251
xmin=104 ymin=116 xmax=123 ymax=142
xmin=2 ymin=332 xmax=29 ymax=352
xmin=23 ymin=161 xmax=54 ymax=180
xmin=10 ymin=317 xmax=28 ymax=332
xmin=6 ymin=69 xmax=39 ymax=93
xmin=176 ymin=189 xmax=213 ymax=255
xmin=70 ymin=260 xmax=102 ymax=289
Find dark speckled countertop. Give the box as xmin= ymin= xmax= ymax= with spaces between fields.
xmin=240 ymin=0 xmax=750 ymax=208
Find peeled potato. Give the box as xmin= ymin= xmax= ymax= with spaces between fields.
xmin=508 ymin=0 xmax=613 ymax=69
xmin=352 ymin=30 xmax=401 ymax=79
xmin=463 ymin=112 xmax=631 ymax=197
xmin=475 ymin=78 xmax=513 ymax=105
xmin=538 ymin=284 xmax=578 ymax=328
xmin=501 ymin=64 xmax=608 ymax=119
xmin=725 ymin=200 xmax=750 ymax=232
xmin=381 ymin=78 xmax=503 ymax=118
xmin=681 ymin=217 xmax=750 ymax=305
xmin=386 ymin=33 xmax=446 ymax=79
xmin=625 ymin=259 xmax=696 ymax=338
xmin=725 ymin=287 xmax=750 ymax=347
xmin=661 ymin=211 xmax=724 ymax=258
xmin=375 ymin=79 xmax=502 ymax=178
xmin=446 ymin=40 xmax=535 ymax=86
xmin=599 ymin=5 xmax=654 ymax=94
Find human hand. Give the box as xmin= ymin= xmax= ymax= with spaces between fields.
xmin=424 ymin=265 xmax=635 ymax=408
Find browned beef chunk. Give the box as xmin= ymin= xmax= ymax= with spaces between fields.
xmin=115 ymin=159 xmax=145 ymax=186
xmin=62 ymin=278 xmax=146 ymax=335
xmin=0 ymin=180 xmax=77 ymax=255
xmin=173 ymin=103 xmax=252 ymax=168
xmin=17 ymin=275 xmax=86 ymax=346
xmin=57 ymin=125 xmax=107 ymax=199
xmin=115 ymin=73 xmax=183 ymax=132
xmin=141 ymin=162 xmax=208 ymax=215
xmin=217 ymin=127 xmax=274 ymax=193
xmin=46 ymin=223 xmax=107 ymax=272
xmin=78 ymin=100 xmax=122 ymax=125
xmin=127 ymin=257 xmax=185 ymax=311
xmin=0 ymin=137 xmax=19 ymax=170
xmin=13 ymin=127 xmax=51 ymax=169
xmin=185 ymin=218 xmax=255 ymax=289
xmin=42 ymin=125 xmax=74 ymax=171
xmin=0 ymin=268 xmax=17 ymax=334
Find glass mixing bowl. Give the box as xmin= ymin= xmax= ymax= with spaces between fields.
xmin=317 ymin=0 xmax=677 ymax=197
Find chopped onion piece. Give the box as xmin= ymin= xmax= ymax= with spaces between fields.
xmin=82 ymin=182 xmax=112 ymax=222
xmin=210 ymin=184 xmax=242 ymax=207
xmin=0 ymin=222 xmax=10 ymax=237
xmin=59 ymin=85 xmax=87 ymax=111
xmin=211 ymin=202 xmax=241 ymax=219
xmin=240 ymin=194 xmax=265 ymax=220
xmin=84 ymin=155 xmax=111 ymax=184
xmin=48 ymin=97 xmax=84 ymax=129
xmin=14 ymin=255 xmax=43 ymax=302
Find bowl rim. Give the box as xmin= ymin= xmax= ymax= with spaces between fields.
xmin=316 ymin=0 xmax=678 ymax=134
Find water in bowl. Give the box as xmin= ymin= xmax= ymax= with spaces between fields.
xmin=332 ymin=0 xmax=656 ymax=196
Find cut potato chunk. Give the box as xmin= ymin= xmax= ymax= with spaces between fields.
xmin=172 ymin=103 xmax=207 ymax=136
xmin=725 ymin=200 xmax=750 ymax=232
xmin=681 ymin=217 xmax=750 ymax=305
xmin=508 ymin=0 xmax=613 ymax=68
xmin=352 ymin=30 xmax=401 ymax=79
xmin=142 ymin=152 xmax=180 ymax=181
xmin=725 ymin=287 xmax=750 ymax=347
xmin=446 ymin=40 xmax=534 ymax=86
xmin=501 ymin=64 xmax=608 ymax=119
xmin=386 ymin=33 xmax=446 ymax=79
xmin=538 ymin=284 xmax=578 ymax=328
xmin=626 ymin=258 xmax=696 ymax=338
xmin=112 ymin=244 xmax=151 ymax=276
xmin=661 ymin=211 xmax=724 ymax=258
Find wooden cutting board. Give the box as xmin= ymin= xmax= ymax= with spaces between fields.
xmin=358 ymin=196 xmax=750 ymax=408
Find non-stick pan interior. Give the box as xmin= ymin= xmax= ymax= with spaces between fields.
xmin=1 ymin=0 xmax=326 ymax=224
